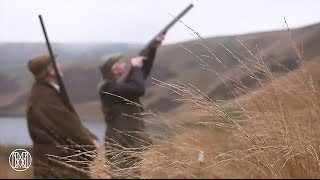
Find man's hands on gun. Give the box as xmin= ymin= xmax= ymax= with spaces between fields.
xmin=151 ymin=34 xmax=165 ymax=48
xmin=131 ymin=56 xmax=145 ymax=68
xmin=92 ymin=139 xmax=101 ymax=153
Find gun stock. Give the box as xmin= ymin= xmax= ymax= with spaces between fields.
xmin=39 ymin=15 xmax=78 ymax=115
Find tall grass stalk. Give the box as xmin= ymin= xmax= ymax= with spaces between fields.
xmin=54 ymin=20 xmax=319 ymax=179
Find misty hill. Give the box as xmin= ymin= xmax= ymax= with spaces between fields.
xmin=0 ymin=43 xmax=141 ymax=69
xmin=0 ymin=22 xmax=319 ymax=120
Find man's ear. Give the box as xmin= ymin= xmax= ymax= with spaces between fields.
xmin=47 ymin=66 xmax=56 ymax=76
xmin=116 ymin=63 xmax=131 ymax=83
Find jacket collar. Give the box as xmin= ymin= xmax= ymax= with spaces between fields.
xmin=48 ymin=82 xmax=60 ymax=93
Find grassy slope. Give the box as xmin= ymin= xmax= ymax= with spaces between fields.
xmin=0 ymin=22 xmax=319 ymax=120
xmin=0 ymin=23 xmax=319 ymax=179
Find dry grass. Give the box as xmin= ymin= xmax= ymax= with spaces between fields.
xmin=39 ymin=20 xmax=320 ymax=179
xmin=133 ymin=20 xmax=319 ymax=179
xmin=0 ymin=159 xmax=34 ymax=179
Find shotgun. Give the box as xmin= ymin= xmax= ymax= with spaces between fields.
xmin=117 ymin=3 xmax=194 ymax=83
xmin=140 ymin=3 xmax=193 ymax=56
xmin=39 ymin=15 xmax=78 ymax=116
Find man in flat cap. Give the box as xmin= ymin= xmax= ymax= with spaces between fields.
xmin=26 ymin=53 xmax=101 ymax=179
xmin=98 ymin=34 xmax=165 ymax=178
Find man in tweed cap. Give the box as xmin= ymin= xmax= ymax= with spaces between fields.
xmin=26 ymin=52 xmax=100 ymax=178
xmin=98 ymin=34 xmax=165 ymax=178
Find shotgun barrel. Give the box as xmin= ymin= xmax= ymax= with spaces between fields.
xmin=39 ymin=15 xmax=78 ymax=115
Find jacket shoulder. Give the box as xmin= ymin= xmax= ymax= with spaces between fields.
xmin=26 ymin=82 xmax=59 ymax=108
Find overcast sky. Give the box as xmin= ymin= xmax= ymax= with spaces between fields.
xmin=1 ymin=0 xmax=319 ymax=44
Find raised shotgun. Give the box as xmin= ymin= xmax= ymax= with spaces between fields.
xmin=140 ymin=3 xmax=193 ymax=56
xmin=39 ymin=15 xmax=78 ymax=116
xmin=117 ymin=3 xmax=194 ymax=83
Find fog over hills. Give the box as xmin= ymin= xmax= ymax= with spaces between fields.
xmin=0 ymin=22 xmax=319 ymax=120
xmin=0 ymin=43 xmax=141 ymax=69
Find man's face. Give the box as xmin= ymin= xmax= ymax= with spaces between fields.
xmin=56 ymin=62 xmax=63 ymax=77
xmin=47 ymin=62 xmax=63 ymax=77
xmin=112 ymin=60 xmax=127 ymax=77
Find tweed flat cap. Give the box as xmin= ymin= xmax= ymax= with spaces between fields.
xmin=99 ymin=53 xmax=123 ymax=79
xmin=28 ymin=53 xmax=57 ymax=78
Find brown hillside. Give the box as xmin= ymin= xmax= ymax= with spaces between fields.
xmin=0 ymin=22 xmax=319 ymax=120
